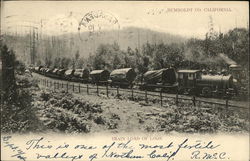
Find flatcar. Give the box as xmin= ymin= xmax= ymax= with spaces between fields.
xmin=51 ymin=68 xmax=59 ymax=78
xmin=89 ymin=70 xmax=110 ymax=84
xmin=45 ymin=68 xmax=54 ymax=77
xmin=41 ymin=67 xmax=48 ymax=75
xmin=39 ymin=67 xmax=44 ymax=74
xmin=71 ymin=68 xmax=90 ymax=83
xmin=34 ymin=66 xmax=42 ymax=73
xmin=64 ymin=69 xmax=75 ymax=80
xmin=109 ymin=68 xmax=136 ymax=88
xmin=141 ymin=68 xmax=177 ymax=91
xmin=28 ymin=66 xmax=35 ymax=72
xmin=57 ymin=69 xmax=67 ymax=79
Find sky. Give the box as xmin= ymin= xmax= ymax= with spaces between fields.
xmin=1 ymin=1 xmax=249 ymax=39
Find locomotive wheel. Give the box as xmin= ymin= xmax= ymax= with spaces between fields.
xmin=188 ymin=88 xmax=197 ymax=96
xmin=202 ymin=87 xmax=212 ymax=97
xmin=177 ymin=88 xmax=184 ymax=94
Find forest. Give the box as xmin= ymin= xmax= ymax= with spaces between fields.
xmin=44 ymin=27 xmax=248 ymax=76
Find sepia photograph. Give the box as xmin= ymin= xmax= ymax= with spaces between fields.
xmin=0 ymin=1 xmax=249 ymax=161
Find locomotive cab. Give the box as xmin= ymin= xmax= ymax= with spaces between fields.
xmin=52 ymin=68 xmax=59 ymax=78
xmin=177 ymin=70 xmax=202 ymax=95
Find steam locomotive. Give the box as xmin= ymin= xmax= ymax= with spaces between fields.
xmin=141 ymin=68 xmax=236 ymax=97
xmin=177 ymin=70 xmax=235 ymax=97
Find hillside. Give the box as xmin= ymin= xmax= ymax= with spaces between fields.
xmin=72 ymin=27 xmax=187 ymax=57
xmin=4 ymin=27 xmax=187 ymax=63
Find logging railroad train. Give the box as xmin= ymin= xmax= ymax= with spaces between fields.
xmin=32 ymin=66 xmax=241 ymax=98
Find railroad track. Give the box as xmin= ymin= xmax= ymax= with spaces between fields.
xmin=33 ymin=73 xmax=249 ymax=110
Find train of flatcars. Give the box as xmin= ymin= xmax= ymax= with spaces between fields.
xmin=30 ymin=65 xmax=246 ymax=99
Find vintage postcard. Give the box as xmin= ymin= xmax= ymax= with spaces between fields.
xmin=0 ymin=1 xmax=249 ymax=161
